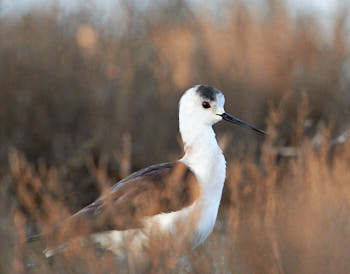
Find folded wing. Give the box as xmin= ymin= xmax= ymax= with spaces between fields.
xmin=27 ymin=161 xmax=199 ymax=244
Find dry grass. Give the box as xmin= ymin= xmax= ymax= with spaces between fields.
xmin=1 ymin=0 xmax=350 ymax=273
xmin=5 ymin=118 xmax=350 ymax=274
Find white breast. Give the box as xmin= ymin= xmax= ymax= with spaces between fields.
xmin=180 ymin=144 xmax=226 ymax=248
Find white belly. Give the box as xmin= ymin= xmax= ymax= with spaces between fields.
xmin=91 ymin=192 xmax=222 ymax=258
xmin=91 ymin=204 xmax=196 ymax=257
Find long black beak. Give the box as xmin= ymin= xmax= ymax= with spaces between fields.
xmin=219 ymin=113 xmax=267 ymax=135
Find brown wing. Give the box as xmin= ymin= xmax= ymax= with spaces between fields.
xmin=42 ymin=161 xmax=199 ymax=243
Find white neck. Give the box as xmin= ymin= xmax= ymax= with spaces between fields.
xmin=178 ymin=117 xmax=227 ymax=247
xmin=180 ymin=123 xmax=218 ymax=160
xmin=179 ymin=118 xmax=226 ymax=189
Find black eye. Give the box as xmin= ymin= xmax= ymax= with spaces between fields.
xmin=202 ymin=101 xmax=211 ymax=109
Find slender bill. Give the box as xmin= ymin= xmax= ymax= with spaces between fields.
xmin=219 ymin=113 xmax=267 ymax=135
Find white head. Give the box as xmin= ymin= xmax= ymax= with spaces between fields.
xmin=179 ymin=85 xmax=225 ymax=128
xmin=179 ymin=85 xmax=266 ymax=148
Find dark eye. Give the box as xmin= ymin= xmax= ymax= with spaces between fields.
xmin=202 ymin=101 xmax=211 ymax=109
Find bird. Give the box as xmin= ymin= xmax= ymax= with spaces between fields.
xmin=27 ymin=84 xmax=266 ymax=267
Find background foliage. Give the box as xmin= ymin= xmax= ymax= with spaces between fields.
xmin=1 ymin=0 xmax=350 ymax=273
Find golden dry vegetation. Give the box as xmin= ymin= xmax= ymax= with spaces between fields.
xmin=1 ymin=1 xmax=350 ymax=273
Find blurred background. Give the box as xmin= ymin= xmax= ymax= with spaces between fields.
xmin=1 ymin=0 xmax=350 ymax=273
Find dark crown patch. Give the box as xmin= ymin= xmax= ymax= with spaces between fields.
xmin=196 ymin=85 xmax=220 ymax=101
